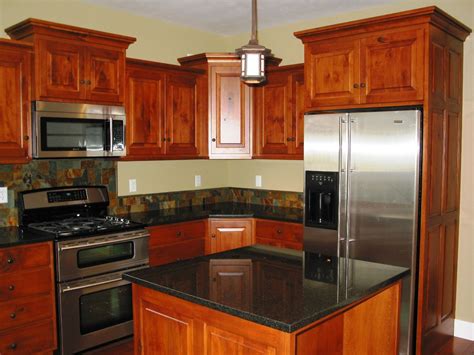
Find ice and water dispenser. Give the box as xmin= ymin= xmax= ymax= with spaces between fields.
xmin=304 ymin=171 xmax=338 ymax=229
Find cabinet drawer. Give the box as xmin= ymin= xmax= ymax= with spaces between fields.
xmin=148 ymin=220 xmax=206 ymax=247
xmin=0 ymin=269 xmax=53 ymax=302
xmin=0 ymin=242 xmax=51 ymax=274
xmin=0 ymin=294 xmax=54 ymax=332
xmin=0 ymin=318 xmax=55 ymax=354
xmin=255 ymin=220 xmax=303 ymax=243
xmin=149 ymin=239 xmax=205 ymax=266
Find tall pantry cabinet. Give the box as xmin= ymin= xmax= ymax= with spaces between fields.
xmin=295 ymin=6 xmax=471 ymax=354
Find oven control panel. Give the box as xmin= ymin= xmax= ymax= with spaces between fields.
xmin=48 ymin=189 xmax=87 ymax=203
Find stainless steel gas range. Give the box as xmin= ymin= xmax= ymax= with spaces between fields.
xmin=19 ymin=186 xmax=149 ymax=355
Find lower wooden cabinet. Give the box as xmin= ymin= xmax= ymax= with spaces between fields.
xmin=147 ymin=220 xmax=206 ymax=266
xmin=208 ymin=218 xmax=254 ymax=254
xmin=0 ymin=242 xmax=57 ymax=354
xmin=255 ymin=219 xmax=303 ymax=250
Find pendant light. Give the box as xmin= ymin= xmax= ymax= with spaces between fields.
xmin=235 ymin=0 xmax=273 ymax=84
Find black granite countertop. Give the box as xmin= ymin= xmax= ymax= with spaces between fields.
xmin=0 ymin=227 xmax=55 ymax=248
xmin=123 ymin=202 xmax=303 ymax=226
xmin=123 ymin=245 xmax=409 ymax=333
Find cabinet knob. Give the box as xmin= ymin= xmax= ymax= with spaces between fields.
xmin=211 ymin=138 xmax=216 ymax=142
xmin=276 ymin=229 xmax=283 ymax=235
xmin=87 ymin=80 xmax=92 ymax=85
xmin=377 ymin=36 xmax=387 ymax=43
xmin=7 ymin=256 xmax=15 ymax=264
xmin=23 ymin=135 xmax=29 ymax=141
xmin=287 ymin=137 xmax=292 ymax=142
xmin=80 ymin=79 xmax=86 ymax=84
xmin=162 ymin=138 xmax=167 ymax=142
xmin=167 ymin=138 xmax=171 ymax=142
xmin=176 ymin=231 xmax=182 ymax=237
xmin=10 ymin=312 xmax=16 ymax=319
xmin=211 ymin=234 xmax=216 ymax=238
xmin=360 ymin=83 xmax=366 ymax=88
xmin=212 ymin=277 xmax=217 ymax=282
xmin=9 ymin=343 xmax=17 ymax=350
xmin=353 ymin=83 xmax=359 ymax=89
xmin=8 ymin=284 xmax=15 ymax=291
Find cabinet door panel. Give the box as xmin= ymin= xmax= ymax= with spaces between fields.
xmin=210 ymin=219 xmax=253 ymax=253
xmin=306 ymin=39 xmax=360 ymax=107
xmin=210 ymin=65 xmax=251 ymax=158
xmin=166 ymin=74 xmax=200 ymax=156
xmin=87 ymin=46 xmax=124 ymax=103
xmin=361 ymin=28 xmax=424 ymax=103
xmin=0 ymin=46 xmax=30 ymax=163
xmin=206 ymin=326 xmax=276 ymax=355
xmin=38 ymin=39 xmax=85 ymax=100
xmin=292 ymin=71 xmax=305 ymax=156
xmin=254 ymin=72 xmax=292 ymax=155
xmin=127 ymin=70 xmax=166 ymax=157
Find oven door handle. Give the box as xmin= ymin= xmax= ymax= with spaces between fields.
xmin=58 ymin=233 xmax=148 ymax=251
xmin=61 ymin=277 xmax=125 ymax=293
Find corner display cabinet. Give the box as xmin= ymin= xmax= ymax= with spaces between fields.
xmin=295 ymin=6 xmax=471 ymax=354
xmin=6 ymin=18 xmax=136 ymax=105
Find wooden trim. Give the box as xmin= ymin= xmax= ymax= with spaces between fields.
xmin=0 ymin=38 xmax=34 ymax=49
xmin=127 ymin=57 xmax=205 ymax=75
xmin=178 ymin=52 xmax=283 ymax=67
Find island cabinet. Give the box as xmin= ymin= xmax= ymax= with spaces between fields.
xmin=147 ymin=220 xmax=206 ymax=266
xmin=208 ymin=218 xmax=254 ymax=254
xmin=255 ymin=219 xmax=303 ymax=250
xmin=178 ymin=53 xmax=282 ymax=159
xmin=126 ymin=58 xmax=207 ymax=159
xmin=253 ymin=64 xmax=305 ymax=159
xmin=132 ymin=280 xmax=401 ymax=354
xmin=0 ymin=242 xmax=57 ymax=354
xmin=5 ymin=18 xmax=135 ymax=105
xmin=295 ymin=7 xmax=472 ymax=354
xmin=0 ymin=39 xmax=32 ymax=164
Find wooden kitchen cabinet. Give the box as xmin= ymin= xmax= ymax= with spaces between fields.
xmin=126 ymin=58 xmax=206 ymax=159
xmin=6 ymin=18 xmax=135 ymax=104
xmin=297 ymin=26 xmax=424 ymax=110
xmin=253 ymin=64 xmax=305 ymax=159
xmin=0 ymin=242 xmax=57 ymax=354
xmin=178 ymin=53 xmax=282 ymax=159
xmin=147 ymin=220 xmax=206 ymax=266
xmin=255 ymin=219 xmax=303 ymax=250
xmin=0 ymin=40 xmax=32 ymax=164
xmin=295 ymin=7 xmax=471 ymax=354
xmin=208 ymin=218 xmax=254 ymax=254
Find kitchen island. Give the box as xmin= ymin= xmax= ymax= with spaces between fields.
xmin=124 ymin=245 xmax=409 ymax=354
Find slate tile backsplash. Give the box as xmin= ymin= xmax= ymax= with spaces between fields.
xmin=0 ymin=159 xmax=303 ymax=227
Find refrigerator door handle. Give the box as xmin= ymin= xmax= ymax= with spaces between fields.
xmin=338 ymin=114 xmax=349 ymax=254
xmin=345 ymin=114 xmax=353 ymax=258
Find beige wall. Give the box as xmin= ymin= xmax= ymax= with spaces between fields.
xmin=0 ymin=0 xmax=226 ymax=63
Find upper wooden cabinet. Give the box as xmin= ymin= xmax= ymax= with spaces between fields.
xmin=178 ymin=53 xmax=282 ymax=159
xmin=6 ymin=18 xmax=135 ymax=105
xmin=253 ymin=64 xmax=305 ymax=159
xmin=296 ymin=15 xmax=427 ymax=109
xmin=0 ymin=40 xmax=32 ymax=164
xmin=126 ymin=58 xmax=206 ymax=159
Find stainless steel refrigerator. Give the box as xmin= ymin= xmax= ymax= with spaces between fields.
xmin=303 ymin=109 xmax=421 ymax=355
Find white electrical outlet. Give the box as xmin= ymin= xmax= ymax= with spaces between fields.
xmin=195 ymin=175 xmax=202 ymax=187
xmin=129 ymin=179 xmax=137 ymax=193
xmin=255 ymin=175 xmax=262 ymax=187
xmin=0 ymin=187 xmax=8 ymax=204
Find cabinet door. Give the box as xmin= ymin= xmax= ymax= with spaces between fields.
xmin=37 ymin=39 xmax=85 ymax=101
xmin=0 ymin=45 xmax=30 ymax=163
xmin=254 ymin=71 xmax=292 ymax=156
xmin=209 ymin=259 xmax=252 ymax=311
xmin=86 ymin=46 xmax=124 ymax=103
xmin=292 ymin=71 xmax=305 ymax=156
xmin=209 ymin=219 xmax=253 ymax=253
xmin=165 ymin=73 xmax=200 ymax=156
xmin=305 ymin=39 xmax=360 ymax=108
xmin=210 ymin=65 xmax=251 ymax=158
xmin=127 ymin=68 xmax=166 ymax=157
xmin=361 ymin=28 xmax=424 ymax=104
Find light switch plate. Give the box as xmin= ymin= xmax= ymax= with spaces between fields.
xmin=255 ymin=175 xmax=262 ymax=187
xmin=129 ymin=179 xmax=137 ymax=193
xmin=195 ymin=175 xmax=202 ymax=187
xmin=0 ymin=187 xmax=8 ymax=204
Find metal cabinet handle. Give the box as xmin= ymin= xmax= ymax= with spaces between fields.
xmin=80 ymin=79 xmax=86 ymax=84
xmin=377 ymin=36 xmax=387 ymax=43
xmin=10 ymin=312 xmax=16 ymax=319
xmin=9 ymin=343 xmax=17 ymax=350
xmin=212 ymin=138 xmax=216 ymax=142
xmin=162 ymin=138 xmax=167 ymax=142
xmin=287 ymin=137 xmax=292 ymax=142
xmin=276 ymin=229 xmax=283 ymax=235
xmin=7 ymin=256 xmax=15 ymax=264
xmin=211 ymin=234 xmax=216 ymax=238
xmin=360 ymin=83 xmax=366 ymax=88
xmin=353 ymin=83 xmax=359 ymax=88
xmin=176 ymin=231 xmax=182 ymax=237
xmin=23 ymin=135 xmax=29 ymax=141
xmin=8 ymin=285 xmax=15 ymax=291
xmin=167 ymin=138 xmax=171 ymax=142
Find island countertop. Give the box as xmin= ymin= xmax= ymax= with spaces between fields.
xmin=123 ymin=245 xmax=409 ymax=333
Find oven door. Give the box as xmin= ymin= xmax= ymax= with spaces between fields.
xmin=56 ymin=230 xmax=149 ymax=282
xmin=58 ymin=267 xmax=145 ymax=355
xmin=32 ymin=109 xmax=125 ymax=158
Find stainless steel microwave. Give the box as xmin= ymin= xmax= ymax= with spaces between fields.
xmin=32 ymin=101 xmax=126 ymax=158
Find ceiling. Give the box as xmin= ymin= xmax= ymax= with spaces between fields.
xmin=85 ymin=0 xmax=396 ymax=35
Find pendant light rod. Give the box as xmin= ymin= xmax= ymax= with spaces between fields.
xmin=250 ymin=0 xmax=258 ymax=45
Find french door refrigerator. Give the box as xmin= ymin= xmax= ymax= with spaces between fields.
xmin=304 ymin=108 xmax=421 ymax=355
